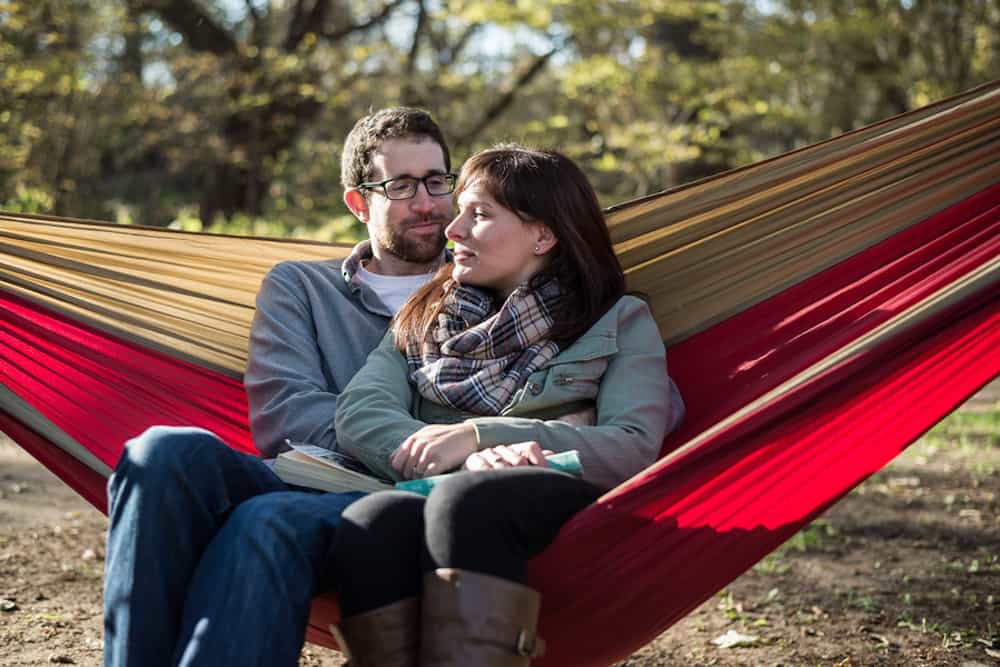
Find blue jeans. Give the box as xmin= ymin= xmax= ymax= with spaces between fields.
xmin=103 ymin=426 xmax=363 ymax=667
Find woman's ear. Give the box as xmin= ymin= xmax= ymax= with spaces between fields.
xmin=344 ymin=189 xmax=369 ymax=223
xmin=534 ymin=225 xmax=557 ymax=255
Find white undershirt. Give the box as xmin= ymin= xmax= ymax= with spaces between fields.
xmin=355 ymin=265 xmax=435 ymax=314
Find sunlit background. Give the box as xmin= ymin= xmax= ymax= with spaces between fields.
xmin=1 ymin=0 xmax=997 ymax=240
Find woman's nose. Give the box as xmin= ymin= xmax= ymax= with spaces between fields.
xmin=445 ymin=215 xmax=465 ymax=240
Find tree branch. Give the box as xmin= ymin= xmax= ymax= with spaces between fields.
xmin=320 ymin=0 xmax=407 ymax=42
xmin=245 ymin=0 xmax=266 ymax=47
xmin=443 ymin=23 xmax=480 ymax=66
xmin=129 ymin=0 xmax=239 ymax=56
xmin=458 ymin=47 xmax=560 ymax=145
xmin=284 ymin=0 xmax=332 ymax=52
xmin=399 ymin=0 xmax=426 ymax=104
xmin=244 ymin=0 xmax=260 ymax=24
xmin=405 ymin=0 xmax=426 ymax=77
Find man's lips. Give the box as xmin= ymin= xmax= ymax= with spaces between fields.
xmin=405 ymin=220 xmax=445 ymax=234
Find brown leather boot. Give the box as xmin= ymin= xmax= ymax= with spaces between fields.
xmin=330 ymin=597 xmax=419 ymax=667
xmin=420 ymin=568 xmax=546 ymax=666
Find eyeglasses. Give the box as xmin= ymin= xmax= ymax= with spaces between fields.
xmin=357 ymin=173 xmax=457 ymax=200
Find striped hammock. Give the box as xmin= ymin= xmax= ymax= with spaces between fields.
xmin=1 ymin=80 xmax=998 ymax=666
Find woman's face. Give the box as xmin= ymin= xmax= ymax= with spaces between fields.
xmin=445 ymin=181 xmax=553 ymax=299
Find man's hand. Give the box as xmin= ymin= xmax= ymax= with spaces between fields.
xmin=391 ymin=423 xmax=478 ymax=479
xmin=463 ymin=442 xmax=553 ymax=471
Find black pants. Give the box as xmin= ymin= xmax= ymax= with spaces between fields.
xmin=328 ymin=467 xmax=601 ymax=617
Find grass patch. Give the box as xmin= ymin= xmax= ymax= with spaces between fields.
xmin=753 ymin=520 xmax=838 ymax=575
xmin=924 ymin=408 xmax=1000 ymax=447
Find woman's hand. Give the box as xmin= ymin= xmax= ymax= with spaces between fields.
xmin=463 ymin=442 xmax=554 ymax=471
xmin=391 ymin=423 xmax=478 ymax=479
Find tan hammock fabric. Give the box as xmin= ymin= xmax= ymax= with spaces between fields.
xmin=1 ymin=81 xmax=998 ymax=375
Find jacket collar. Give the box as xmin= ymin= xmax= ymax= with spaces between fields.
xmin=341 ymin=240 xmax=374 ymax=288
xmin=341 ymin=240 xmax=452 ymax=315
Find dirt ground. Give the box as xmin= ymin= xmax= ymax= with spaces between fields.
xmin=1 ymin=383 xmax=997 ymax=667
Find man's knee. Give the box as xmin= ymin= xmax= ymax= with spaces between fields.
xmin=119 ymin=426 xmax=223 ymax=471
xmin=112 ymin=426 xmax=229 ymax=498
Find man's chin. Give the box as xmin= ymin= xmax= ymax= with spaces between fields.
xmin=398 ymin=241 xmax=446 ymax=265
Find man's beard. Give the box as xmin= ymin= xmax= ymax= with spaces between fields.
xmin=376 ymin=217 xmax=448 ymax=264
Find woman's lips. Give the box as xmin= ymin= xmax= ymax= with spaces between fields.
xmin=453 ymin=249 xmax=476 ymax=264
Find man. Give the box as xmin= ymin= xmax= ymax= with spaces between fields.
xmin=103 ymin=107 xmax=455 ymax=667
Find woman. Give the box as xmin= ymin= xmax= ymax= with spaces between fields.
xmin=330 ymin=145 xmax=684 ymax=666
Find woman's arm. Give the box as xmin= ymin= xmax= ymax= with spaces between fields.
xmin=468 ymin=299 xmax=684 ymax=490
xmin=334 ymin=331 xmax=429 ymax=480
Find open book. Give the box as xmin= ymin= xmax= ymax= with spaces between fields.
xmin=272 ymin=440 xmax=584 ymax=495
xmin=272 ymin=441 xmax=395 ymax=493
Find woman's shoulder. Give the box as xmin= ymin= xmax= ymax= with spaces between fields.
xmin=554 ymin=295 xmax=659 ymax=358
xmin=611 ymin=294 xmax=652 ymax=315
xmin=588 ymin=294 xmax=654 ymax=331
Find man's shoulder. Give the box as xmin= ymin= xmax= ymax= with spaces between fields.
xmin=263 ymin=258 xmax=349 ymax=295
xmin=257 ymin=257 xmax=392 ymax=324
xmin=267 ymin=257 xmax=346 ymax=280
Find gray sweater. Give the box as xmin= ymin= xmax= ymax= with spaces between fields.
xmin=244 ymin=245 xmax=395 ymax=458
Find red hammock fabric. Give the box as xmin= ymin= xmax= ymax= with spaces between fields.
xmin=1 ymin=182 xmax=998 ymax=665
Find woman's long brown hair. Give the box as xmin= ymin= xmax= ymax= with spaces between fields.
xmin=394 ymin=145 xmax=626 ymax=351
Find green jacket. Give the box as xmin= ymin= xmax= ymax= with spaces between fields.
xmin=335 ymin=295 xmax=684 ymax=490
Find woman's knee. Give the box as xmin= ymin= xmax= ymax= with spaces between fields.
xmin=424 ymin=469 xmax=598 ymax=539
xmin=338 ymin=491 xmax=425 ymax=551
xmin=423 ymin=472 xmax=507 ymax=536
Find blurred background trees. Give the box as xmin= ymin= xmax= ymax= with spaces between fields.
xmin=1 ymin=0 xmax=998 ymax=239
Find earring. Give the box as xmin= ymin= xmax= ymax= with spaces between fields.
xmin=534 ymin=245 xmax=541 ymax=254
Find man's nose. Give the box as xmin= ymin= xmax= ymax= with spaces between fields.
xmin=409 ymin=182 xmax=435 ymax=211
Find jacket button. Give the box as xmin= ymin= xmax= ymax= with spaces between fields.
xmin=529 ymin=382 xmax=542 ymax=395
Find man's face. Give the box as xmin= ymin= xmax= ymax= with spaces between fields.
xmin=365 ymin=137 xmax=452 ymax=264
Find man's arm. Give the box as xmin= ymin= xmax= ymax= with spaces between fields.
xmin=245 ymin=262 xmax=344 ymax=458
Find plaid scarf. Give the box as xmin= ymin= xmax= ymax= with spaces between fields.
xmin=405 ymin=279 xmax=564 ymax=415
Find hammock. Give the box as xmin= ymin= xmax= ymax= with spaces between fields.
xmin=1 ymin=81 xmax=998 ymax=666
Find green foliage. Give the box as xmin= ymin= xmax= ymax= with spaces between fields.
xmin=167 ymin=208 xmax=360 ymax=243
xmin=1 ymin=0 xmax=998 ymax=235
xmin=2 ymin=183 xmax=54 ymax=214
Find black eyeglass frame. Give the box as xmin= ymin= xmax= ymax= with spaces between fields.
xmin=356 ymin=173 xmax=458 ymax=200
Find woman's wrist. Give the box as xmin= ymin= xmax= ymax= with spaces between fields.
xmin=465 ymin=420 xmax=484 ymax=451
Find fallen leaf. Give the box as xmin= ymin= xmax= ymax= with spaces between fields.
xmin=711 ymin=630 xmax=760 ymax=648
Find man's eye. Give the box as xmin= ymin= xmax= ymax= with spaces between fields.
xmin=426 ymin=176 xmax=447 ymax=187
xmin=387 ymin=179 xmax=413 ymax=194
